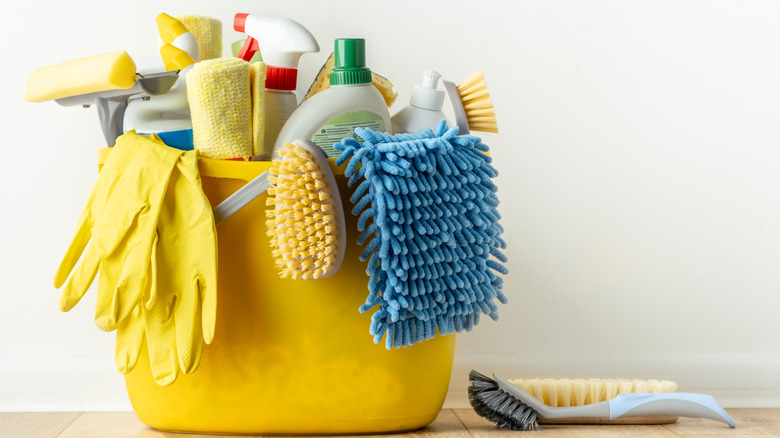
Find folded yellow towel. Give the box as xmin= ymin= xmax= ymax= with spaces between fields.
xmin=177 ymin=15 xmax=222 ymax=61
xmin=250 ymin=62 xmax=267 ymax=158
xmin=187 ymin=58 xmax=252 ymax=159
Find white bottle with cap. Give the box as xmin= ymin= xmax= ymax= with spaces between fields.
xmin=234 ymin=13 xmax=320 ymax=159
xmin=391 ymin=70 xmax=448 ymax=134
xmin=272 ymin=38 xmax=391 ymax=159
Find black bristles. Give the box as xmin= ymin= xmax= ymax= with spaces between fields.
xmin=468 ymin=370 xmax=543 ymax=431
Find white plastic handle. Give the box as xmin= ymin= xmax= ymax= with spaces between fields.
xmin=212 ymin=170 xmax=270 ymax=226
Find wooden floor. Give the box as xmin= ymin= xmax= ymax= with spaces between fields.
xmin=1 ymin=408 xmax=777 ymax=438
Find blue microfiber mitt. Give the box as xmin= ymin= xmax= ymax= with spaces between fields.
xmin=335 ymin=120 xmax=508 ymax=349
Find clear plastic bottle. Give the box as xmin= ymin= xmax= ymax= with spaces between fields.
xmin=273 ymin=38 xmax=391 ymax=158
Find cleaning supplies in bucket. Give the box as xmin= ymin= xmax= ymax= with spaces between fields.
xmin=54 ymin=132 xmax=217 ymax=385
xmin=334 ymin=121 xmax=508 ymax=348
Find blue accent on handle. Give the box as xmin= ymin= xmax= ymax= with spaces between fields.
xmin=155 ymin=129 xmax=194 ymax=151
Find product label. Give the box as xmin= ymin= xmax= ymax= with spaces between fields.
xmin=311 ymin=111 xmax=385 ymax=157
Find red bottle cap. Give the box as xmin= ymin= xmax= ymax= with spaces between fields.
xmin=265 ymin=66 xmax=297 ymax=91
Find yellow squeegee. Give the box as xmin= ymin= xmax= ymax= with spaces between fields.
xmin=25 ymin=50 xmax=179 ymax=146
xmin=24 ymin=51 xmax=137 ymax=103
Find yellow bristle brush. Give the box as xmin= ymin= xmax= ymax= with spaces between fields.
xmin=211 ymin=139 xmax=345 ymax=280
xmin=510 ymin=377 xmax=678 ymax=408
xmin=266 ymin=140 xmax=346 ymax=280
xmin=443 ymin=70 xmax=499 ymax=135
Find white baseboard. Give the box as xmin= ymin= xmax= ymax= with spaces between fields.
xmin=3 ymin=353 xmax=779 ymax=412
xmin=0 ymin=357 xmax=132 ymax=412
xmin=443 ymin=353 xmax=780 ymax=409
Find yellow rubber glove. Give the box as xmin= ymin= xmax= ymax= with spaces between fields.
xmin=54 ymin=132 xmax=183 ymax=331
xmin=114 ymin=151 xmax=218 ymax=385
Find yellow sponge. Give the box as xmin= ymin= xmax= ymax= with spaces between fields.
xmin=303 ymin=52 xmax=398 ymax=107
xmin=266 ymin=140 xmax=346 ymax=280
xmin=187 ymin=58 xmax=252 ymax=159
xmin=25 ymin=51 xmax=136 ymax=102
xmin=249 ymin=62 xmax=267 ymax=157
xmin=177 ymin=15 xmax=222 ymax=61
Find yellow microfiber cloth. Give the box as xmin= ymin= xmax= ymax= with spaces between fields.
xmin=25 ymin=51 xmax=136 ymax=102
xmin=303 ymin=52 xmax=398 ymax=107
xmin=177 ymin=15 xmax=222 ymax=61
xmin=187 ymin=58 xmax=253 ymax=159
xmin=250 ymin=62 xmax=267 ymax=157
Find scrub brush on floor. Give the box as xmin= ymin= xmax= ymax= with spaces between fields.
xmin=334 ymin=121 xmax=508 ymax=348
xmin=468 ymin=371 xmax=736 ymax=431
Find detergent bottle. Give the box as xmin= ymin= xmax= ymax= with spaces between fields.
xmin=273 ymin=38 xmax=391 ymax=158
xmin=391 ymin=70 xmax=448 ymax=134
xmin=234 ymin=13 xmax=319 ymax=159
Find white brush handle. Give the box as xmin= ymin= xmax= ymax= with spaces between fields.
xmin=608 ymin=393 xmax=736 ymax=427
xmin=442 ymin=79 xmax=469 ymax=135
xmin=213 ymin=170 xmax=270 ymax=226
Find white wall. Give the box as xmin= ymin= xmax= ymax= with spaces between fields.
xmin=2 ymin=0 xmax=780 ymax=411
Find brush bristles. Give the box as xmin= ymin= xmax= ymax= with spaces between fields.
xmin=509 ymin=378 xmax=679 ymax=407
xmin=469 ymin=371 xmax=542 ymax=431
xmin=266 ymin=143 xmax=340 ymax=280
xmin=457 ymin=70 xmax=499 ymax=134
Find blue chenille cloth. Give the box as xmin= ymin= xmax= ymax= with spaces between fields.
xmin=334 ymin=120 xmax=508 ymax=349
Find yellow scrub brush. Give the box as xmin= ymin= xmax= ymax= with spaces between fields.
xmin=211 ymin=139 xmax=345 ymax=280
xmin=443 ymin=70 xmax=499 ymax=134
xmin=267 ymin=140 xmax=346 ymax=279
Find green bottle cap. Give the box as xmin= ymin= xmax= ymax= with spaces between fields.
xmin=329 ymin=38 xmax=372 ymax=85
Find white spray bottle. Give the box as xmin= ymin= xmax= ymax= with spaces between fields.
xmin=234 ymin=13 xmax=319 ymax=159
xmin=391 ymin=70 xmax=449 ymax=134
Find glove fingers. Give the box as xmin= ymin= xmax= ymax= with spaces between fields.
xmin=144 ymin=235 xmax=159 ymax=310
xmin=180 ymin=152 xmax=218 ymax=344
xmin=54 ymin=135 xmax=143 ymax=288
xmin=115 ymin=305 xmax=145 ymax=374
xmin=143 ymin=294 xmax=179 ymax=386
xmin=111 ymin=234 xmax=157 ymax=326
xmin=58 ymin=245 xmax=99 ymax=312
xmin=174 ymin=280 xmax=203 ymax=374
xmin=53 ymin=218 xmax=93 ymax=289
xmin=200 ymin=270 xmax=217 ymax=345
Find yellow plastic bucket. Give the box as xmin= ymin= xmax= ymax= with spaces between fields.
xmin=105 ymin=153 xmax=456 ymax=435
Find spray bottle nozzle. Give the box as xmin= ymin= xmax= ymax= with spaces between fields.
xmin=232 ymin=14 xmax=319 ymax=90
xmin=237 ymin=36 xmax=260 ymax=62
xmin=234 ymin=13 xmax=249 ymax=32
